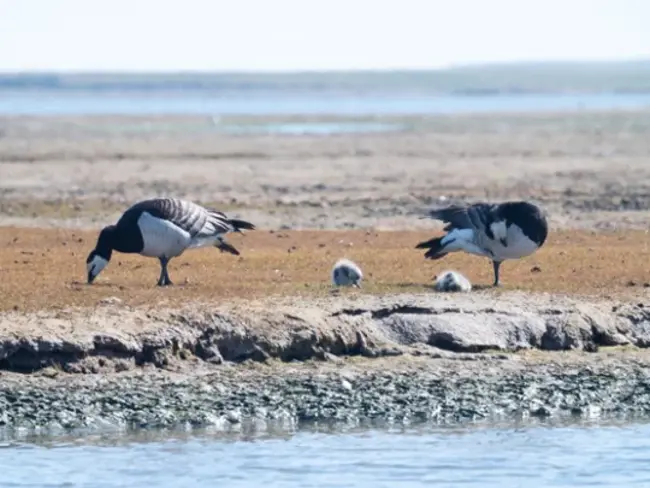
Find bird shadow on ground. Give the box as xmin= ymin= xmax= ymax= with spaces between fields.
xmin=69 ymin=280 xmax=108 ymax=288
xmin=393 ymin=282 xmax=436 ymax=291
xmin=68 ymin=280 xmax=126 ymax=290
xmin=471 ymin=284 xmax=497 ymax=291
xmin=393 ymin=282 xmax=497 ymax=292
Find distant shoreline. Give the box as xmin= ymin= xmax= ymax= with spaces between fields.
xmin=1 ymin=59 xmax=650 ymax=96
xmin=3 ymin=61 xmax=650 ymax=116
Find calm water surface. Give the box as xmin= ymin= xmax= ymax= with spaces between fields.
xmin=2 ymin=91 xmax=650 ymax=116
xmin=3 ymin=420 xmax=650 ymax=487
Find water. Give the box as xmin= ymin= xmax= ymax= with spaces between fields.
xmin=2 ymin=90 xmax=650 ymax=117
xmin=220 ymin=120 xmax=408 ymax=135
xmin=3 ymin=70 xmax=650 ymax=135
xmin=3 ymin=420 xmax=650 ymax=487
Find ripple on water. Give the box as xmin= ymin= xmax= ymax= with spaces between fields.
xmin=3 ymin=418 xmax=650 ymax=487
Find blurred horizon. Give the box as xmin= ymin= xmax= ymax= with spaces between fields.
xmin=2 ymin=59 xmax=650 ymax=96
xmin=1 ymin=58 xmax=649 ymax=75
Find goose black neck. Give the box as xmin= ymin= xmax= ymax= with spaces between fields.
xmin=95 ymin=225 xmax=116 ymax=260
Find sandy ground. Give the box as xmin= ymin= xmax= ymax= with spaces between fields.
xmin=2 ymin=111 xmax=650 ymax=231
xmin=0 ymin=227 xmax=649 ymax=313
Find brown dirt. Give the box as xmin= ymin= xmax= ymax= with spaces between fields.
xmin=1 ymin=226 xmax=649 ymax=313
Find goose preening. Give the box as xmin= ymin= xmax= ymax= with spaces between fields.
xmin=331 ymin=258 xmax=363 ymax=288
xmin=86 ymin=197 xmax=255 ymax=286
xmin=415 ymin=200 xmax=548 ymax=287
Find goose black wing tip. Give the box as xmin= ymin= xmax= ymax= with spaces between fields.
xmin=228 ymin=219 xmax=256 ymax=232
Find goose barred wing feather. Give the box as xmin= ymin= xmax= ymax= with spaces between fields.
xmin=196 ymin=208 xmax=238 ymax=237
xmin=427 ymin=200 xmax=549 ymax=251
xmin=428 ymin=203 xmax=499 ymax=232
xmin=122 ymin=198 xmax=233 ymax=238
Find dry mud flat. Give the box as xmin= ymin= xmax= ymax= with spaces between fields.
xmin=1 ymin=228 xmax=650 ymax=435
xmin=2 ymin=111 xmax=650 ymax=231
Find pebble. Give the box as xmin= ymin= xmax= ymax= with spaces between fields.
xmin=0 ymin=363 xmax=649 ymax=439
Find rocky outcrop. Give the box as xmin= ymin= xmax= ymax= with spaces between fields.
xmin=0 ymin=292 xmax=648 ymax=374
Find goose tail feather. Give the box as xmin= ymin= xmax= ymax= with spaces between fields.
xmin=415 ymin=236 xmax=449 ymax=260
xmin=228 ymin=218 xmax=256 ymax=233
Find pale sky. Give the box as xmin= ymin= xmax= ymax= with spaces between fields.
xmin=0 ymin=0 xmax=649 ymax=72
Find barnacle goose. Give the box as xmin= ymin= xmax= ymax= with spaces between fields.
xmin=416 ymin=200 xmax=548 ymax=287
xmin=86 ymin=197 xmax=255 ymax=286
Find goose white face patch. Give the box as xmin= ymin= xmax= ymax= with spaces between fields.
xmin=484 ymin=223 xmax=540 ymax=260
xmin=489 ymin=220 xmax=508 ymax=243
xmin=87 ymin=255 xmax=108 ymax=281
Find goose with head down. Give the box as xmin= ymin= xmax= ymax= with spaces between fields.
xmin=415 ymin=200 xmax=548 ymax=287
xmin=86 ymin=197 xmax=255 ymax=286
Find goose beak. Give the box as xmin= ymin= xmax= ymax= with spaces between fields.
xmin=86 ymin=254 xmax=108 ymax=284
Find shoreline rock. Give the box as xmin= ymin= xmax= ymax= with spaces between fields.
xmin=0 ymin=292 xmax=648 ymax=374
xmin=0 ymin=291 xmax=649 ymax=437
xmin=1 ymin=355 xmax=650 ymax=438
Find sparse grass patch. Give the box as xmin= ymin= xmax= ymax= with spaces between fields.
xmin=0 ymin=227 xmax=649 ymax=312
